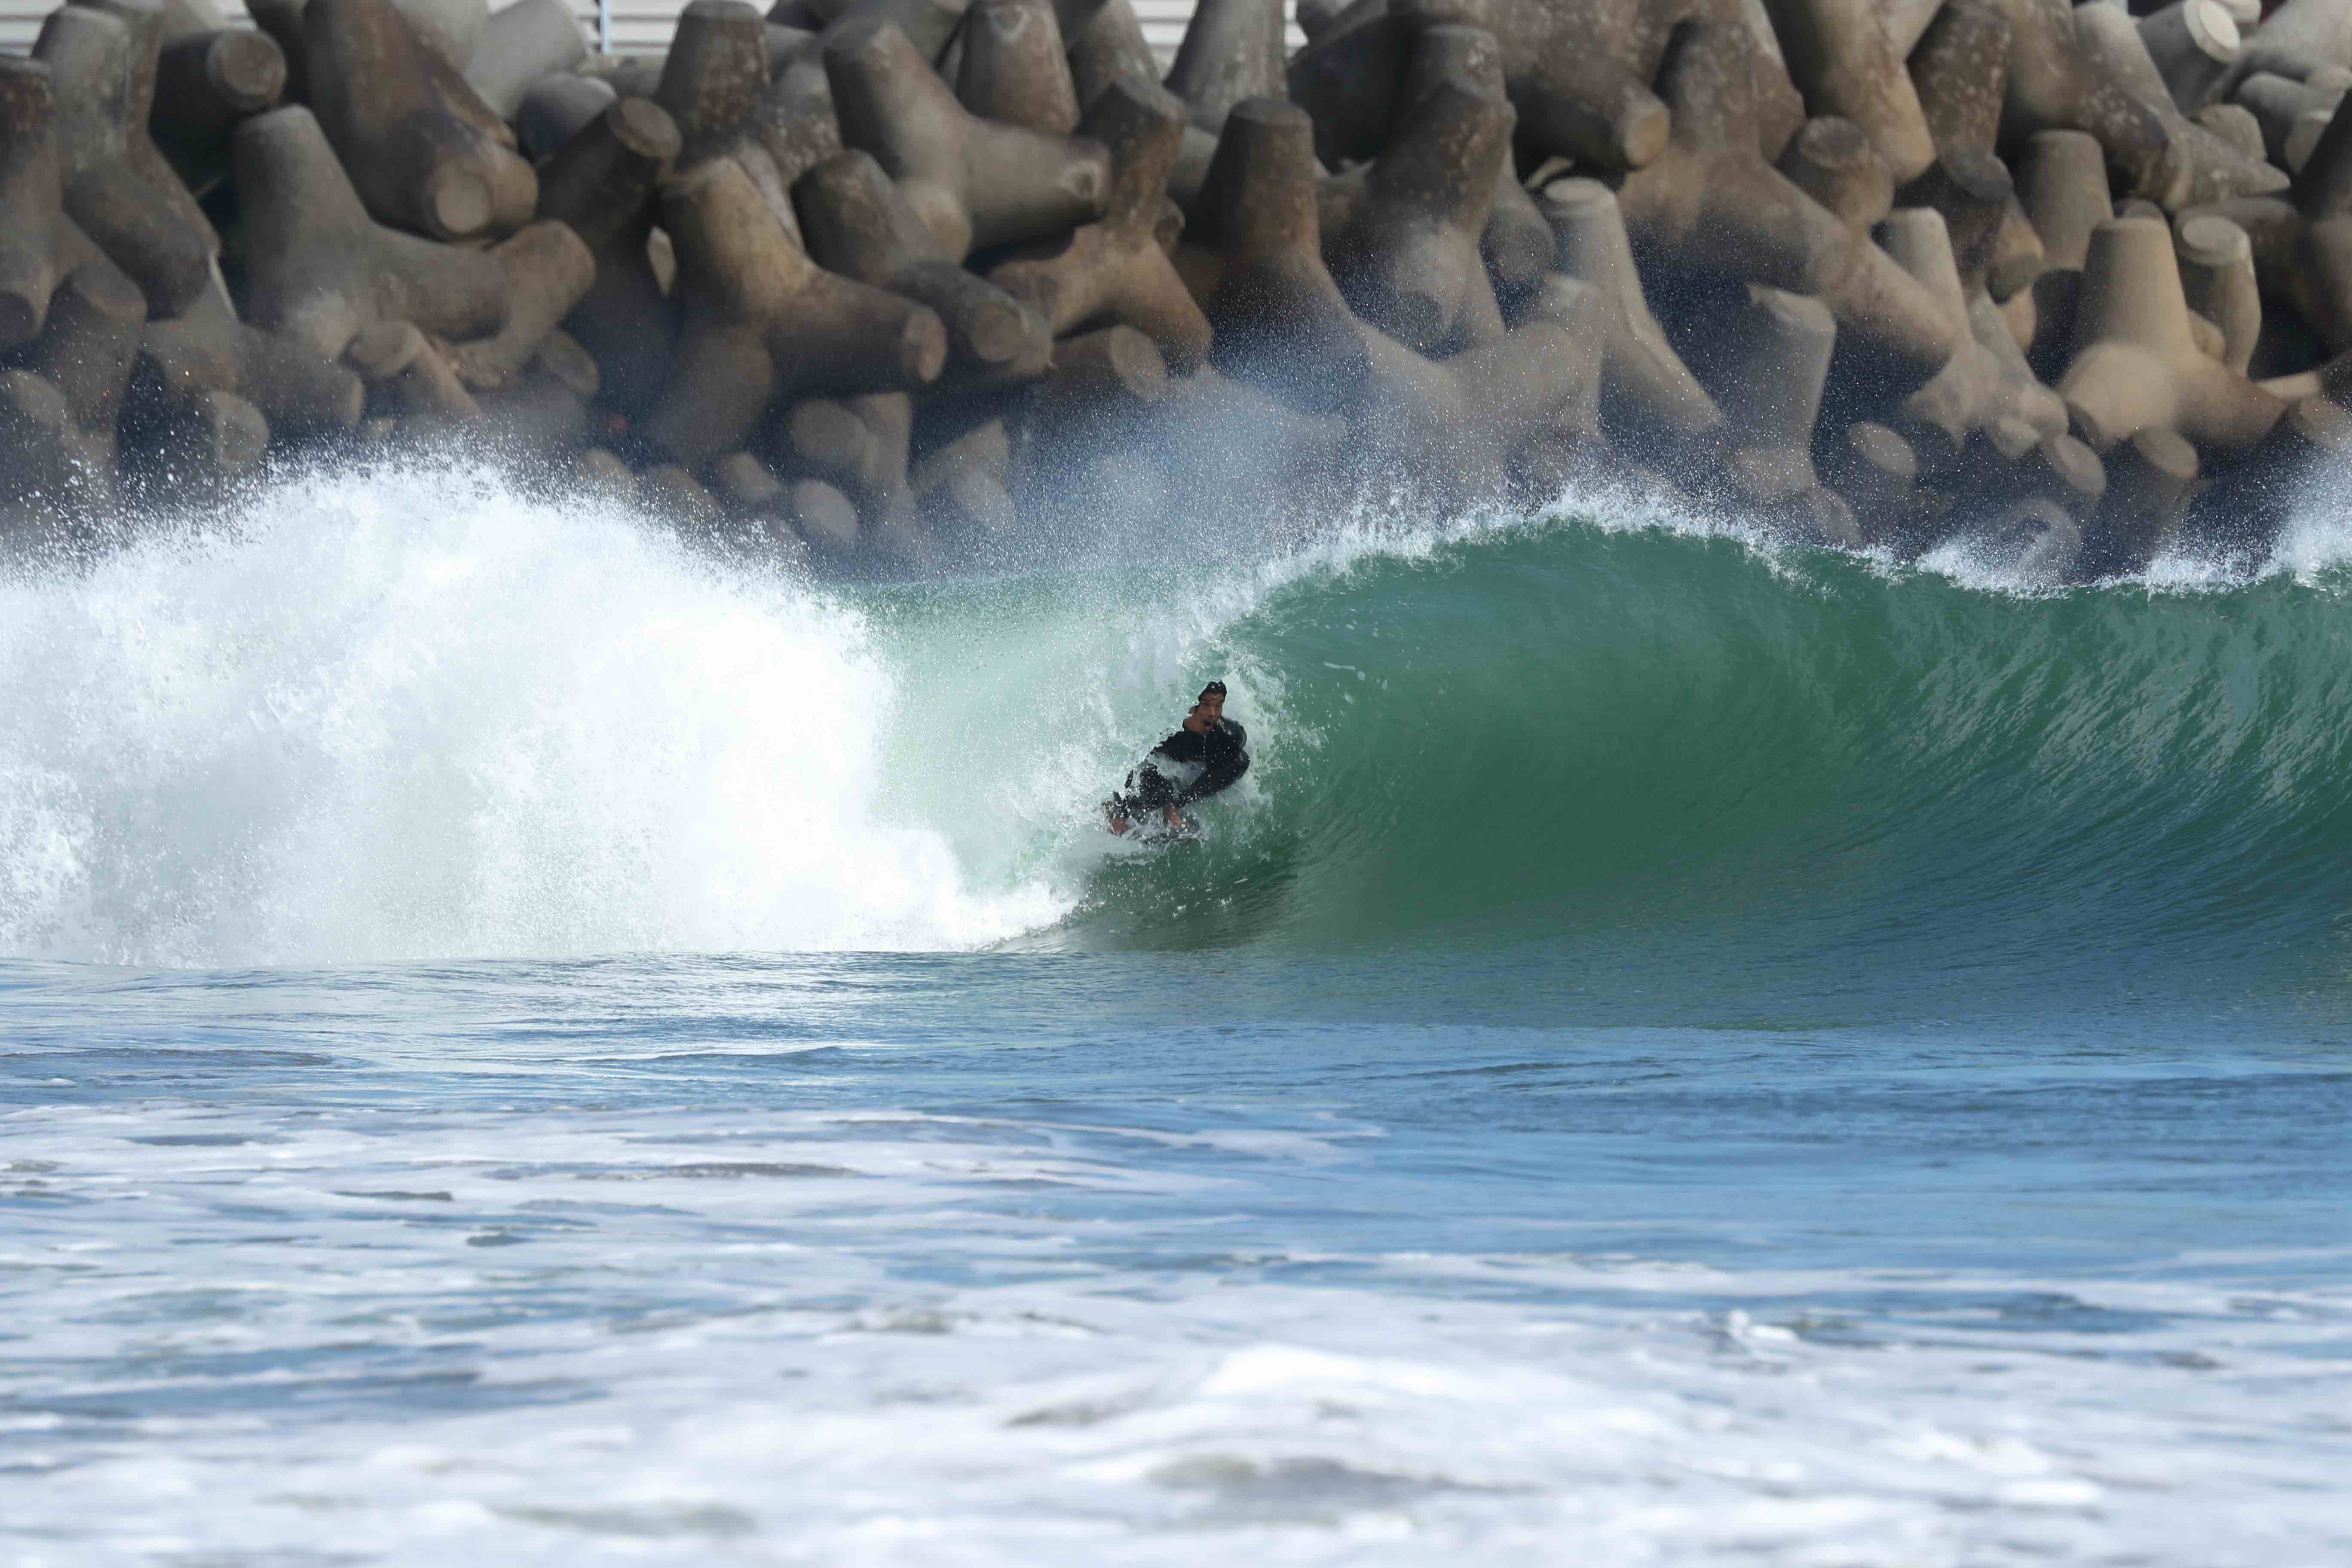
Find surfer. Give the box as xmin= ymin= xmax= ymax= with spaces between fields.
xmin=1105 ymin=682 xmax=1250 ymax=837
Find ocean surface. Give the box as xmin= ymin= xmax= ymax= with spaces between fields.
xmin=4 ymin=464 xmax=2351 ymax=1565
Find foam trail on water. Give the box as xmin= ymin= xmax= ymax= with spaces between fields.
xmin=0 ymin=462 xmax=1064 ymax=965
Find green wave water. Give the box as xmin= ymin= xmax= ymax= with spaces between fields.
xmin=918 ymin=518 xmax=2352 ymax=995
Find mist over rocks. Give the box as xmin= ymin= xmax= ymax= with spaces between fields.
xmin=4 ymin=0 xmax=2352 ymax=582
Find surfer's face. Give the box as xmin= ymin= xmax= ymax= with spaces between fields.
xmin=1185 ymin=694 xmax=1222 ymax=732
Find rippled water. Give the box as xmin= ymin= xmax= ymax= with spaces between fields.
xmin=7 ymin=949 xmax=2349 ymax=1565
xmin=4 ymin=465 xmax=2350 ymax=1563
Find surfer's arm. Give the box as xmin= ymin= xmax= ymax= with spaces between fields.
xmin=1123 ymin=755 xmax=1182 ymax=809
xmin=1174 ymin=742 xmax=1249 ymax=805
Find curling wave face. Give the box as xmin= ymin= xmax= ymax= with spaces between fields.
xmin=7 ymin=459 xmax=2352 ymax=984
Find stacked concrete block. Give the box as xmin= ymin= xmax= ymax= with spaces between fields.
xmin=6 ymin=0 xmax=2352 ymax=577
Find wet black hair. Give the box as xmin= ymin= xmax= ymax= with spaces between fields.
xmin=1198 ymin=681 xmax=1227 ymax=700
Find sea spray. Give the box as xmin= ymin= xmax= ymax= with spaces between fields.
xmin=0 ymin=462 xmax=1064 ymax=965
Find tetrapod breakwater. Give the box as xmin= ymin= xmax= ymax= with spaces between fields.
xmin=5 ymin=0 xmax=2352 ymax=579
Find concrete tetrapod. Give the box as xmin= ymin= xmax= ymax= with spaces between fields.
xmin=1984 ymin=428 xmax=2107 ymax=521
xmin=0 ymin=59 xmax=62 ymax=352
xmin=2196 ymin=99 xmax=2268 ymax=162
xmin=535 ymin=96 xmax=682 ymax=415
xmin=303 ymin=0 xmax=537 ymax=242
xmin=1502 ymin=270 xmax=1608 ymax=462
xmin=1478 ymin=0 xmax=1723 ymax=174
xmin=639 ymin=463 xmax=726 ymax=527
xmin=1534 ymin=177 xmax=1726 ymax=471
xmin=1683 ymin=282 xmax=1840 ymax=510
xmin=150 ymin=24 xmax=284 ymax=198
xmin=804 ymin=0 xmax=973 ymax=65
xmin=1323 ymin=74 xmax=1515 ymax=354
xmin=1902 ymin=143 xmax=2018 ymax=299
xmin=1908 ymin=0 xmax=2012 ymax=158
xmin=1012 ymin=323 xmax=1167 ymax=495
xmin=2075 ymin=423 xmax=2198 ymax=574
xmin=1385 ymin=21 xmax=1556 ymax=306
xmin=448 ymin=220 xmax=597 ymax=392
xmin=2072 ymin=0 xmax=2287 ymax=205
xmin=18 ymin=261 xmax=146 ymax=478
xmin=985 ymin=76 xmax=1214 ymax=369
xmin=1065 ymin=0 xmax=1157 ymax=113
xmin=657 ymin=0 xmax=771 ymax=165
xmin=796 ymin=147 xmax=1054 ymax=377
xmin=772 ymin=391 xmax=919 ymax=552
xmin=2015 ymin=128 xmax=2115 ymax=377
xmin=1759 ymin=0 xmax=1938 ymax=181
xmin=242 ymin=0 xmax=307 ymax=99
xmin=2233 ymin=70 xmax=2346 ymax=165
xmin=1615 ymin=18 xmax=1958 ymax=389
xmin=130 ymin=270 xmax=368 ymax=443
xmin=957 ymin=0 xmax=1078 ymax=133
xmin=1195 ymin=98 xmax=1372 ymax=413
xmin=2175 ymin=211 xmax=2261 ymax=374
xmin=910 ymin=412 xmax=1014 ymax=537
xmin=345 ymin=319 xmax=479 ymax=435
xmin=642 ymin=153 xmax=946 ymax=466
xmin=130 ymin=381 xmax=268 ymax=495
xmin=2140 ymin=0 xmax=2242 ymax=114
xmin=34 ymin=3 xmax=215 ymax=316
xmin=1868 ymin=207 xmax=2009 ymax=466
xmin=1818 ymin=418 xmax=1918 ymax=540
xmin=1345 ymin=273 xmax=1605 ymax=508
xmin=473 ymin=332 xmax=600 ymax=451
xmin=2058 ymin=214 xmax=2286 ymax=451
xmin=515 ymin=74 xmax=619 ymax=161
xmin=2208 ymin=0 xmax=2352 ymax=101
xmin=1996 ymin=0 xmax=2187 ymax=206
xmin=734 ymin=42 xmax=847 ymax=244
xmin=824 ymin=16 xmax=1109 ymax=260
xmin=1144 ymin=363 xmax=1352 ymax=512
xmin=233 ymin=106 xmax=510 ymax=362
xmin=0 ymin=369 xmax=107 ymax=513
xmin=1164 ymin=0 xmax=1285 ymax=136
xmin=1192 ymin=95 xmax=1593 ymax=506
xmin=1905 ymin=0 xmax=2049 ymax=301
xmin=1735 ymin=0 xmax=1811 ymax=159
xmin=394 ymin=0 xmax=488 ymax=72
xmin=1283 ymin=0 xmax=1491 ymax=168
xmin=2188 ymin=390 xmax=2352 ymax=554
xmin=2238 ymin=108 xmax=2352 ymax=352
xmin=463 ymin=0 xmax=588 ymax=120
xmin=1778 ymin=115 xmax=1893 ymax=231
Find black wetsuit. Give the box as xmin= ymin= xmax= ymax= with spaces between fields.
xmin=1118 ymin=717 xmax=1250 ymax=814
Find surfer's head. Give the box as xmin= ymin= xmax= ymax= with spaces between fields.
xmin=1185 ymin=681 xmax=1227 ymax=732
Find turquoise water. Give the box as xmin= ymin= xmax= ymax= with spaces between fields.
xmin=3 ymin=465 xmax=2349 ymax=1563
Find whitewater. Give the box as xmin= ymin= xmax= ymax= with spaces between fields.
xmin=4 ymin=462 xmax=2352 ymax=1565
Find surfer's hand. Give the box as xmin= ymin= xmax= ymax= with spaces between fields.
xmin=1107 ymin=812 xmax=1128 ymax=835
xmin=1163 ymin=805 xmax=1184 ymax=830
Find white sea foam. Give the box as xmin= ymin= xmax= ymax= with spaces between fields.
xmin=4 ymin=1087 xmax=2346 ymax=1567
xmin=0 ymin=462 xmax=1068 ymax=965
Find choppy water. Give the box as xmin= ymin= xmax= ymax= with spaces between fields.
xmin=4 ymin=464 xmax=2350 ymax=1564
